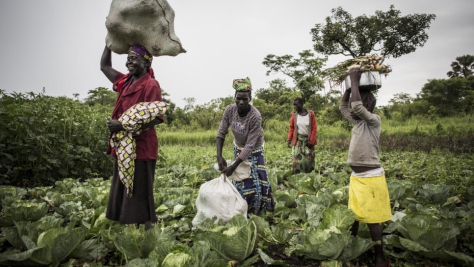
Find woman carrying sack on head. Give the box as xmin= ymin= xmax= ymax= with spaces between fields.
xmin=100 ymin=45 xmax=163 ymax=230
xmin=216 ymin=77 xmax=275 ymax=216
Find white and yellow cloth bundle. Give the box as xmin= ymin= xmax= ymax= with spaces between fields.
xmin=110 ymin=101 xmax=169 ymax=198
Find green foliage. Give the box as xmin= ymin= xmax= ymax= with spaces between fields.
xmin=253 ymin=80 xmax=301 ymax=125
xmin=168 ymin=97 xmax=233 ymax=131
xmin=0 ymin=225 xmax=87 ymax=266
xmin=447 ymin=54 xmax=474 ymax=78
xmin=262 ymin=50 xmax=327 ymax=100
xmin=287 ymin=204 xmax=375 ymax=261
xmin=0 ymin=144 xmax=474 ymax=266
xmin=0 ymin=91 xmax=113 ymax=186
xmin=416 ymin=76 xmax=474 ymax=116
xmin=383 ymin=181 xmax=474 ymax=265
xmin=160 ymin=89 xmax=178 ymax=126
xmin=0 ymin=201 xmax=48 ymax=227
xmin=311 ymin=5 xmax=436 ymax=58
xmin=384 ymin=75 xmax=474 ymax=121
xmin=195 ymin=215 xmax=257 ymax=261
xmin=114 ymin=226 xmax=158 ymax=261
xmin=84 ymin=87 xmax=117 ymax=107
xmin=0 ymin=90 xmax=473 ymax=266
xmin=317 ymin=104 xmax=345 ymax=126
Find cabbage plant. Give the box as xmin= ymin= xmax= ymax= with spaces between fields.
xmin=286 ymin=204 xmax=375 ymax=262
xmin=196 ymin=215 xmax=257 ymax=261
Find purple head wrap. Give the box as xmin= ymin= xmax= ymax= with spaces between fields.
xmin=128 ymin=45 xmax=153 ymax=63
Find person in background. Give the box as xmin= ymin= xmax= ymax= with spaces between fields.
xmin=100 ymin=45 xmax=163 ymax=230
xmin=339 ymin=68 xmax=391 ymax=267
xmin=287 ymin=97 xmax=318 ymax=174
xmin=216 ymin=77 xmax=275 ymax=215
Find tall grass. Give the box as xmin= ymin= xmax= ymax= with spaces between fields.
xmin=157 ymin=130 xmax=219 ymax=146
xmin=382 ymin=114 xmax=474 ymax=135
xmin=157 ymin=115 xmax=474 ymax=153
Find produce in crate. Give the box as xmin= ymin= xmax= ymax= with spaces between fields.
xmin=105 ymin=0 xmax=186 ymax=57
xmin=322 ymin=54 xmax=392 ymax=91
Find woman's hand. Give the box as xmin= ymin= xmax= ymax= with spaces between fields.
xmin=348 ymin=67 xmax=362 ymax=102
xmin=223 ymin=164 xmax=236 ymax=177
xmin=141 ymin=118 xmax=163 ymax=131
xmin=348 ymin=67 xmax=362 ymax=83
xmin=287 ymin=140 xmax=292 ymax=148
xmin=107 ymin=120 xmax=125 ymax=133
xmin=217 ymin=156 xmax=227 ymax=172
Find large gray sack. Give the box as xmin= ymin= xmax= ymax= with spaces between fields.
xmin=105 ymin=0 xmax=186 ymax=57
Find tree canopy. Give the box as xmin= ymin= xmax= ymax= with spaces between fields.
xmin=447 ymin=54 xmax=474 ymax=78
xmin=84 ymin=87 xmax=116 ymax=106
xmin=262 ymin=50 xmax=327 ymax=100
xmin=417 ymin=77 xmax=474 ymax=116
xmin=311 ymin=5 xmax=436 ymax=58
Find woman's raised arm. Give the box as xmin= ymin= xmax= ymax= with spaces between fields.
xmin=100 ymin=45 xmax=119 ymax=83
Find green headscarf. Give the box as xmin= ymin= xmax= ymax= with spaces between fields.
xmin=232 ymin=77 xmax=252 ymax=91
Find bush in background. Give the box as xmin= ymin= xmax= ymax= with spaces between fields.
xmin=0 ymin=91 xmax=113 ymax=187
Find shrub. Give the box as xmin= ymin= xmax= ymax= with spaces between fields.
xmin=0 ymin=91 xmax=113 ymax=186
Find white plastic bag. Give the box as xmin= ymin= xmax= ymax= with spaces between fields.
xmin=192 ymin=174 xmax=248 ymax=228
xmin=213 ymin=160 xmax=252 ymax=181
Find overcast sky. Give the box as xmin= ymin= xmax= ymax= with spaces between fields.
xmin=1 ymin=0 xmax=473 ymax=108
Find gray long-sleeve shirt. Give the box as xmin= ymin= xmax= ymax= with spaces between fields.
xmin=217 ymin=104 xmax=264 ymax=161
xmin=339 ymin=101 xmax=381 ymax=167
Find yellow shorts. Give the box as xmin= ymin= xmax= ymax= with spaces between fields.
xmin=348 ymin=174 xmax=392 ymax=223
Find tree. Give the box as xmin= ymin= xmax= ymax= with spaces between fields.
xmin=386 ymin=93 xmax=415 ymax=119
xmin=191 ymin=101 xmax=219 ymax=130
xmin=447 ymin=54 xmax=474 ymax=78
xmin=389 ymin=93 xmax=413 ymax=105
xmin=255 ymin=79 xmax=292 ymax=105
xmin=161 ymin=89 xmax=177 ymax=125
xmin=183 ymin=97 xmax=196 ymax=112
xmin=254 ymin=79 xmax=302 ymax=123
xmin=181 ymin=97 xmax=232 ymax=130
xmin=84 ymin=87 xmax=117 ymax=106
xmin=416 ymin=77 xmax=474 ymax=116
xmin=311 ymin=5 xmax=436 ymax=58
xmin=216 ymin=96 xmax=234 ymax=111
xmin=252 ymin=99 xmax=277 ymax=128
xmin=262 ymin=50 xmax=327 ymax=100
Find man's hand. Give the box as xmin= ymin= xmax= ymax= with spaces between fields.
xmin=107 ymin=120 xmax=124 ymax=133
